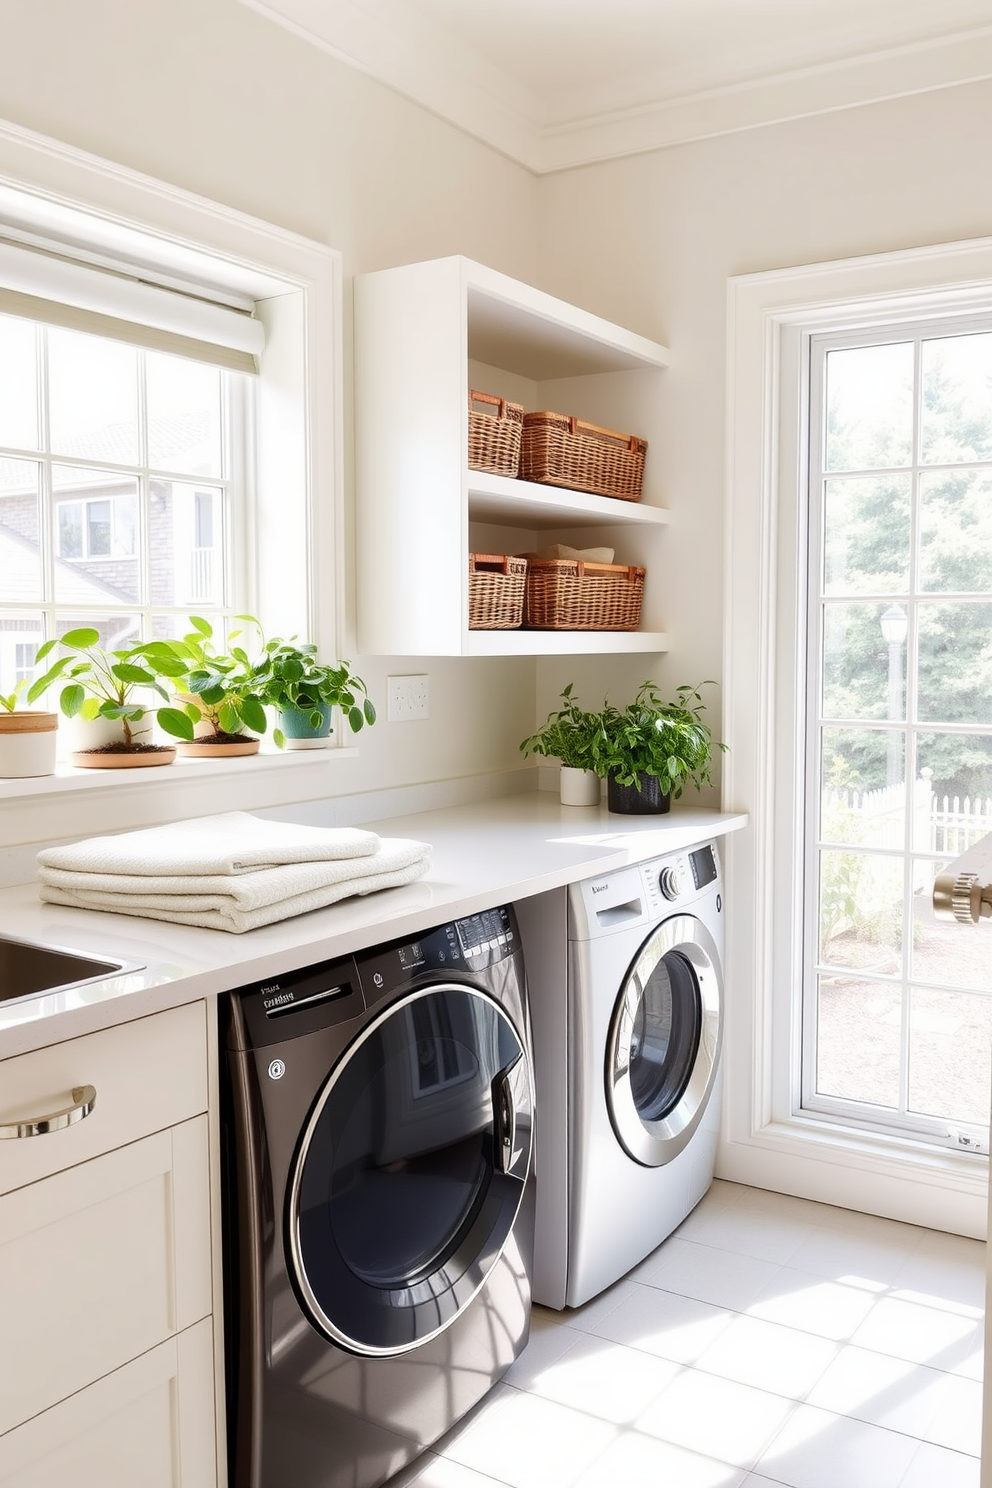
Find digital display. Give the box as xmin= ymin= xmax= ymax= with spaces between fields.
xmin=455 ymin=906 xmax=513 ymax=960
xmin=689 ymin=845 xmax=717 ymax=890
xmin=398 ymin=941 xmax=426 ymax=972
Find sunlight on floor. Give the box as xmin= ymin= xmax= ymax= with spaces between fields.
xmin=387 ymin=1181 xmax=984 ymax=1488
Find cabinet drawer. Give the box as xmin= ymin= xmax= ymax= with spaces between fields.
xmin=0 ymin=1116 xmax=211 ymax=1435
xmin=0 ymin=1000 xmax=207 ymax=1196
xmin=0 ymin=1316 xmax=217 ymax=1488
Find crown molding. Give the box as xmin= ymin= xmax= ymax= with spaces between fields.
xmin=539 ymin=25 xmax=992 ymax=171
xmin=238 ymin=2 xmax=992 ymax=173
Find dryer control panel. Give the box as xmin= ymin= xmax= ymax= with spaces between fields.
xmin=355 ymin=905 xmax=519 ymax=999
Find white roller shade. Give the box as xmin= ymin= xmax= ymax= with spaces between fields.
xmin=0 ymin=239 xmax=264 ymax=372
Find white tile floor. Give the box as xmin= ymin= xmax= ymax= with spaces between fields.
xmin=389 ymin=1181 xmax=986 ymax=1488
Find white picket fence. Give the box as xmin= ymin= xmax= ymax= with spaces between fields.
xmin=931 ymin=793 xmax=992 ymax=855
xmin=823 ymin=768 xmax=992 ymax=856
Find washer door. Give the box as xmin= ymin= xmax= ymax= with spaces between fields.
xmin=606 ymin=914 xmax=722 ymax=1167
xmin=287 ymin=983 xmax=532 ymax=1356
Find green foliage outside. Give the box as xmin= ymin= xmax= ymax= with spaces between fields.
xmin=823 ymin=342 xmax=992 ymax=800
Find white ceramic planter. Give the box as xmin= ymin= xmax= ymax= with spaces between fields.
xmin=64 ymin=713 xmax=152 ymax=752
xmin=0 ymin=712 xmax=58 ymax=778
xmin=559 ymin=766 xmax=601 ymax=807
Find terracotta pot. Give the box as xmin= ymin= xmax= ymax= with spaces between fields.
xmin=606 ymin=771 xmax=671 ymax=815
xmin=559 ymin=766 xmax=601 ymax=806
xmin=173 ymin=692 xmax=260 ymax=754
xmin=176 ymin=738 xmax=260 ymax=758
xmin=0 ymin=711 xmax=58 ymax=778
xmin=70 ymin=747 xmax=176 ymax=770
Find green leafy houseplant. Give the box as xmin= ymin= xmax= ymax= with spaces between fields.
xmin=166 ymin=615 xmax=271 ymax=748
xmin=255 ymin=640 xmax=376 ymax=748
xmin=586 ymin=680 xmax=725 ymax=812
xmin=30 ymin=628 xmax=194 ymax=764
xmin=519 ymin=684 xmax=598 ymax=771
xmin=0 ymin=679 xmax=32 ymax=713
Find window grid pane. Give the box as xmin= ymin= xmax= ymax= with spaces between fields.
xmin=0 ymin=320 xmax=238 ymax=687
xmin=806 ymin=323 xmax=992 ymax=1148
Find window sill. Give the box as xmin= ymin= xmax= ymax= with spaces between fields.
xmin=0 ymin=746 xmax=359 ymax=800
xmin=759 ymin=1112 xmax=989 ymax=1178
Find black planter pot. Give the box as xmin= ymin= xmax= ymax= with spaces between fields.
xmin=606 ymin=771 xmax=671 ymax=815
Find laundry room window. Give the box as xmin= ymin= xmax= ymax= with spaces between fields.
xmin=0 ymin=129 xmax=342 ymax=830
xmin=803 ymin=320 xmax=992 ymax=1150
xmin=725 ymin=239 xmax=992 ymax=1233
xmin=0 ymin=317 xmax=245 ymax=668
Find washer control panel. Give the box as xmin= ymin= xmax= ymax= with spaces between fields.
xmin=637 ymin=841 xmax=721 ymax=920
xmin=658 ymin=863 xmax=687 ymax=901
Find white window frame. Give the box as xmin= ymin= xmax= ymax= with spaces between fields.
xmin=0 ymin=119 xmax=347 ymax=844
xmin=724 ymin=236 xmax=992 ymax=1240
xmin=802 ymin=315 xmax=992 ymax=1152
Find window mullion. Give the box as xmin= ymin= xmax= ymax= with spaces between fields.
xmin=896 ymin=337 xmax=925 ymax=1122
xmin=801 ymin=334 xmax=828 ymax=1117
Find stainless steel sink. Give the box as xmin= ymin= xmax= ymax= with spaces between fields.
xmin=0 ymin=934 xmax=141 ymax=1003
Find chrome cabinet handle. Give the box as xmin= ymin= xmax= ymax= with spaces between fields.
xmin=0 ymin=1084 xmax=97 ymax=1139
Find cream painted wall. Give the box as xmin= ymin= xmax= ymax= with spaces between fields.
xmin=0 ymin=0 xmax=541 ymax=843
xmin=3 ymin=2 xmax=991 ymax=840
xmin=534 ymin=79 xmax=992 ymax=804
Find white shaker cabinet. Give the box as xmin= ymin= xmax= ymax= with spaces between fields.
xmin=0 ymin=1001 xmax=219 ymax=1487
xmin=355 ymin=255 xmax=672 ymax=656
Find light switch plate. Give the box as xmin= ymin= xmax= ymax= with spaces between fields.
xmin=387 ymin=674 xmax=430 ymax=721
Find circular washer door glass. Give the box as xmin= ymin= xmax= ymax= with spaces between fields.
xmin=288 ymin=984 xmax=533 ymax=1356
xmin=607 ymin=914 xmax=722 ymax=1167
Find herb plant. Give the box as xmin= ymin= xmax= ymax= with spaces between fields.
xmin=519 ymin=684 xmax=599 ymax=771
xmin=585 ymin=680 xmax=724 ymax=797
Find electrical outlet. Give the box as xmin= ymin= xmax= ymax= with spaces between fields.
xmin=387 ymin=674 xmax=430 ymax=722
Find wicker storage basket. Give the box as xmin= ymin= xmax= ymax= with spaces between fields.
xmin=521 ymin=411 xmax=647 ymax=501
xmin=468 ymin=390 xmax=524 ymax=477
xmin=521 ymin=554 xmax=645 ymax=631
xmin=468 ymin=553 xmax=528 ymax=629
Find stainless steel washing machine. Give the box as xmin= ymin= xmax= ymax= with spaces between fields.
xmin=518 ymin=840 xmax=724 ymax=1309
xmin=220 ymin=905 xmax=535 ymax=1488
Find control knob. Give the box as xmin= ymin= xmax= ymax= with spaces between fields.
xmin=658 ymin=863 xmax=687 ymax=901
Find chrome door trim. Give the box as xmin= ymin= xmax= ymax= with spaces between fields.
xmin=606 ymin=914 xmax=722 ymax=1168
xmin=286 ymin=981 xmax=533 ymax=1357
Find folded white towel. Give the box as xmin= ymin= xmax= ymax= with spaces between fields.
xmin=38 ymin=838 xmax=430 ymax=913
xmin=538 ymin=543 xmax=616 ymax=564
xmin=36 ymin=812 xmax=381 ymax=877
xmin=39 ymin=845 xmax=433 ymax=934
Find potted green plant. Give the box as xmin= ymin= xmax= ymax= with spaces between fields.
xmin=167 ymin=615 xmax=271 ymax=757
xmin=586 ymin=680 xmax=724 ymax=815
xmin=519 ymin=684 xmax=601 ymax=805
xmin=29 ymin=629 xmax=193 ymax=769
xmin=255 ymin=640 xmax=376 ymax=749
xmin=0 ymin=680 xmax=59 ymax=779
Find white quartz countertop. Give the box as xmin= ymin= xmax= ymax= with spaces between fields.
xmin=0 ymin=793 xmax=747 ymax=1056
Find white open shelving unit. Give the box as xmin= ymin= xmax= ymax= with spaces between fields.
xmin=355 ymin=256 xmax=671 ymax=656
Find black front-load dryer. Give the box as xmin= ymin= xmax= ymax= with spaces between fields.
xmin=220 ymin=905 xmax=535 ymax=1488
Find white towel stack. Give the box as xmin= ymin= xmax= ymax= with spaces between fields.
xmin=37 ymin=812 xmax=433 ymax=934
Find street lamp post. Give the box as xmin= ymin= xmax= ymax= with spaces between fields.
xmin=880 ymin=604 xmax=908 ymax=787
